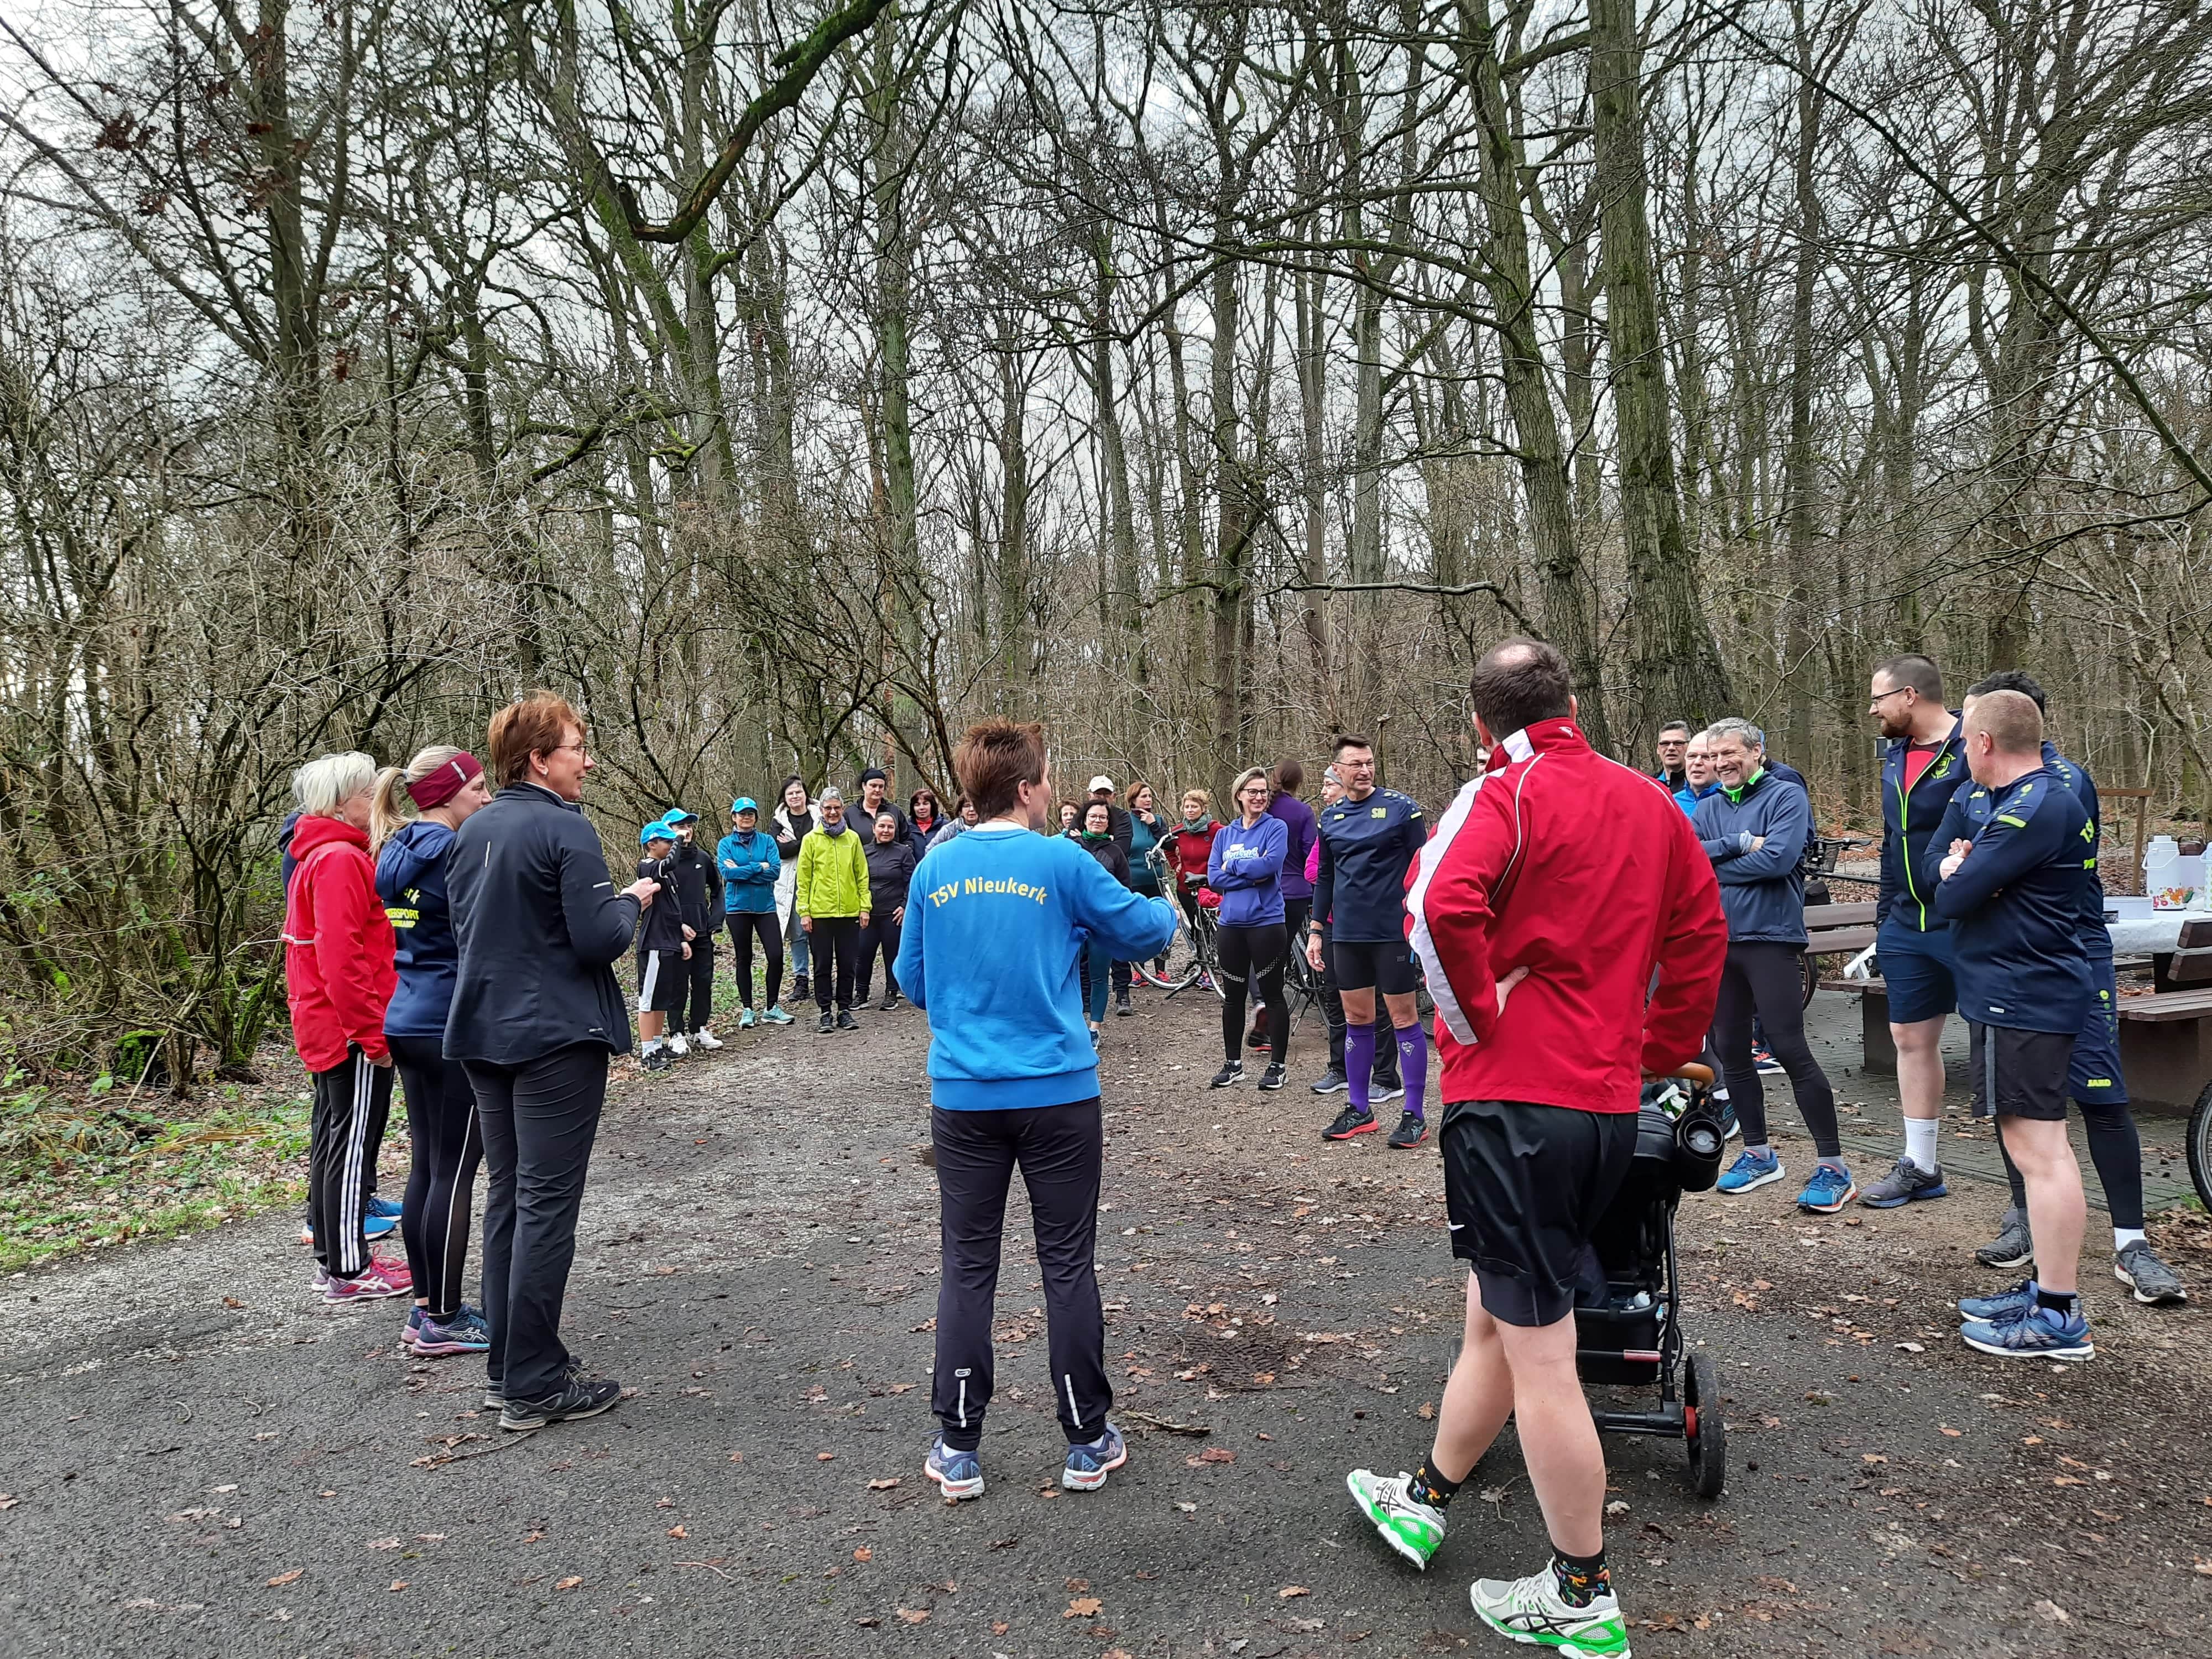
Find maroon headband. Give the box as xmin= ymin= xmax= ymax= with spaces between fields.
xmin=406 ymin=752 xmax=483 ymax=810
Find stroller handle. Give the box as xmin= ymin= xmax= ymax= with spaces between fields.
xmin=1653 ymin=1062 xmax=1714 ymax=1086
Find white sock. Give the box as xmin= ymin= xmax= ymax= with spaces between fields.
xmin=1902 ymin=1117 xmax=1940 ymax=1174
xmin=2114 ymin=1227 xmax=2146 ymax=1253
xmin=643 ymin=1036 xmax=661 ymax=1054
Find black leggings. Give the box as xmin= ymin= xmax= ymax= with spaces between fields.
xmin=1997 ymin=1103 xmax=2145 ymax=1230
xmin=1217 ymin=921 xmax=1288 ymax=1066
xmin=810 ymin=915 xmax=862 ymax=1011
xmin=390 ymin=1033 xmax=483 ymax=1320
xmin=728 ymin=911 xmax=782 ymax=1008
xmin=1714 ymin=941 xmax=1840 ymax=1158
xmin=857 ymin=912 xmax=903 ymax=1002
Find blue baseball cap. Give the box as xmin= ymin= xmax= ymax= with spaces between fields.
xmin=640 ymin=821 xmax=676 ymax=848
xmin=729 ymin=797 xmax=759 ymax=816
xmin=662 ymin=807 xmax=698 ymax=824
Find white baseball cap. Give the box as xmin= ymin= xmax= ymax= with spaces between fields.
xmin=1088 ymin=774 xmax=1115 ymax=794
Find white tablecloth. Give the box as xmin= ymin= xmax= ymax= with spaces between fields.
xmin=2104 ymin=895 xmax=2212 ymax=956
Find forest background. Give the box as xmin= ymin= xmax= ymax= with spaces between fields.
xmin=2 ymin=0 xmax=2209 ymax=1086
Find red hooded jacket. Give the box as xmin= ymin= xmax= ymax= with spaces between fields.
xmin=283 ymin=815 xmax=397 ymax=1072
xmin=1407 ymin=719 xmax=1726 ymax=1113
xmin=1166 ymin=818 xmax=1223 ymax=889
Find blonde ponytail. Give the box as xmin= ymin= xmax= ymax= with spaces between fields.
xmin=368 ymin=744 xmax=470 ymax=851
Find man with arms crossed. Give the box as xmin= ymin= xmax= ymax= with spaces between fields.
xmin=1347 ymin=639 xmax=1727 ymax=1655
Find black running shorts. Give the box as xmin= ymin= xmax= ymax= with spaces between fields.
xmin=1968 ymin=1022 xmax=2075 ymax=1122
xmin=636 ymin=948 xmax=686 ymax=1014
xmin=1329 ymin=936 xmax=1420 ymax=997
xmin=1441 ymin=1099 xmax=1638 ymax=1327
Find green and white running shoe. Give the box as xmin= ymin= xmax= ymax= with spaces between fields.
xmin=1470 ymin=1569 xmax=1631 ymax=1657
xmin=1344 ymin=1468 xmax=1446 ymax=1569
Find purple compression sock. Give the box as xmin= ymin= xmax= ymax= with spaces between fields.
xmin=1396 ymin=1025 xmax=1427 ymax=1118
xmin=1346 ymin=1023 xmax=1376 ymax=1115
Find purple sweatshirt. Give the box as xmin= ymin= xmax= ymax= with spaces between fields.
xmin=1268 ymin=792 xmax=1318 ymax=902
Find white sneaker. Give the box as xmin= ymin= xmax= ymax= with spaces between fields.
xmin=1470 ymin=1568 xmax=1631 ymax=1658
xmin=691 ymin=1029 xmax=722 ymax=1050
xmin=666 ymin=1033 xmax=690 ymax=1056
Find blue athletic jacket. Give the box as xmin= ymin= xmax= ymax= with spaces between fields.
xmin=1931 ymin=766 xmax=2091 ymax=1032
xmin=1691 ymin=769 xmax=1812 ymax=945
xmin=1314 ymin=786 xmax=1426 ymax=942
xmin=1921 ymin=742 xmax=2107 ymax=957
xmin=375 ymin=819 xmax=460 ymax=1038
xmin=717 ymin=828 xmax=780 ymax=914
xmin=1208 ymin=814 xmax=1289 ymax=928
xmin=1877 ymin=717 xmax=1966 ymax=933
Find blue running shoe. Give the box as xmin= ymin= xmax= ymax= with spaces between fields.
xmin=367 ymin=1196 xmax=404 ymax=1220
xmin=1717 ymin=1147 xmax=1784 ymax=1193
xmin=1797 ymin=1164 xmax=1858 ymax=1213
xmin=1961 ymin=1299 xmax=2093 ymax=1361
xmin=924 ymin=1438 xmax=984 ymax=1503
xmin=1062 ymin=1423 xmax=1128 ymax=1492
xmin=1958 ymin=1279 xmax=2038 ymax=1324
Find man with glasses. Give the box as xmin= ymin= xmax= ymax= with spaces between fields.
xmin=1652 ymin=721 xmax=1692 ymax=791
xmin=1860 ymin=652 xmax=1966 ymax=1208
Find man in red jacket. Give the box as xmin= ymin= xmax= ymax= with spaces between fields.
xmin=283 ymin=751 xmax=409 ymax=1305
xmin=1345 ymin=639 xmax=1726 ymax=1654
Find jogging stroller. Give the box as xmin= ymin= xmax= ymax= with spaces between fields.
xmin=1572 ymin=1064 xmax=1728 ymax=1498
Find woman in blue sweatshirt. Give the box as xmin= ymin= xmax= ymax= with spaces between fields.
xmin=1207 ymin=767 xmax=1291 ymax=1093
xmin=893 ymin=719 xmax=1175 ymax=1504
xmin=717 ymin=798 xmax=791 ymax=1027
xmin=370 ymin=745 xmax=494 ymax=1358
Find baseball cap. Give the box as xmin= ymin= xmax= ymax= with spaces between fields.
xmin=663 ymin=807 xmax=698 ymax=824
xmin=1088 ymin=774 xmax=1114 ymax=794
xmin=729 ymin=796 xmax=759 ymax=816
xmin=640 ymin=822 xmax=675 ymax=848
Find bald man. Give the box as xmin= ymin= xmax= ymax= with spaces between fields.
xmin=1932 ymin=690 xmax=2095 ymax=1361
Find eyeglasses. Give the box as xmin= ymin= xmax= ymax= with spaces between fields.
xmin=550 ymin=741 xmax=588 ymax=758
xmin=1869 ymin=688 xmax=1912 ymax=709
xmin=1657 ymin=738 xmax=1688 ymax=748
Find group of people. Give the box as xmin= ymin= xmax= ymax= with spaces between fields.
xmin=271 ymin=638 xmax=2190 ymax=1659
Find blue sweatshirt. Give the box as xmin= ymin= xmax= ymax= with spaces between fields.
xmin=1207 ymin=815 xmax=1289 ymax=927
xmin=375 ymin=820 xmax=459 ymax=1038
xmin=716 ymin=828 xmax=780 ymax=914
xmin=1692 ymin=768 xmax=1812 ymax=945
xmin=1932 ymin=766 xmax=2091 ymax=1032
xmin=894 ymin=827 xmax=1177 ymax=1110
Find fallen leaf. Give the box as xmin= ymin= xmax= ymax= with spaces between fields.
xmin=728 ymin=1451 xmax=744 ymax=1464
xmin=1940 ymin=1427 xmax=1963 ymax=1438
xmin=1176 ymin=1502 xmax=1198 ymax=1513
xmin=868 ymin=1478 xmax=900 ymax=1491
xmin=367 ymin=1536 xmax=401 ymax=1550
xmin=1605 ymin=1500 xmax=1630 ymax=1517
xmin=1279 ymin=1584 xmax=1311 ymax=1598
xmin=1199 ymin=1447 xmax=1236 ymax=1464
xmin=1066 ymin=1596 xmax=1103 ymax=1618
xmin=855 ymin=1616 xmax=880 ymax=1627
xmin=0 ymin=1496 xmax=15 ymax=1510
xmin=853 ymin=1547 xmax=873 ymax=1562
xmin=2033 ymin=1599 xmax=2072 ymax=1625
xmin=1065 ymin=1577 xmax=1092 ymax=1592
xmin=1895 ymin=1342 xmax=1923 ymax=1354
xmin=991 ymin=1621 xmax=1010 ymax=1635
xmin=1417 ymin=1401 xmax=1435 ymax=1421
xmin=989 ymin=1537 xmax=1018 ymax=1550
xmin=896 ymin=1608 xmax=930 ymax=1625
xmin=667 ymin=1525 xmax=687 ymax=1538
xmin=388 ymin=1580 xmax=408 ymax=1592
xmin=817 ymin=1452 xmax=836 ymax=1462
xmin=265 ymin=1570 xmax=302 ymax=1587
xmin=555 ymin=1577 xmax=582 ymax=1591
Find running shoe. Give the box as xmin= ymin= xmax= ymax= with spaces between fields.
xmin=408 ymin=1310 xmax=492 ymax=1357
xmin=1091 ymin=1024 xmax=1102 ymax=1051
xmin=322 ymin=1259 xmax=411 ymax=1303
xmin=738 ymin=1006 xmax=758 ymax=1030
xmin=500 ymin=1375 xmax=624 ymax=1432
xmin=641 ymin=1048 xmax=675 ymax=1072
xmin=837 ymin=1009 xmax=860 ymax=1032
xmin=761 ymin=1004 xmax=794 ymax=1026
xmin=485 ymin=1357 xmax=581 ymax=1412
xmin=2115 ymin=1241 xmax=2188 ymax=1306
xmin=791 ymin=973 xmax=810 ymax=1001
xmin=1958 ymin=1279 xmax=2047 ymax=1324
xmin=880 ymin=994 xmax=901 ymax=1011
xmin=1323 ymin=1105 xmax=1377 ymax=1140
xmin=1716 ymin=1148 xmax=1783 ymax=1193
xmin=1387 ymin=1112 xmax=1428 ymax=1150
xmin=817 ymin=1013 xmax=836 ymax=1034
xmin=1115 ymin=990 xmax=1133 ymax=1018
xmin=1976 ymin=1206 xmax=2034 ymax=1270
xmin=1717 ymin=1099 xmax=1741 ymax=1141
xmin=691 ymin=1029 xmax=723 ymax=1050
xmin=1345 ymin=1468 xmax=1444 ymax=1569
xmin=1061 ymin=1423 xmax=1128 ymax=1491
xmin=666 ymin=1032 xmax=690 ymax=1057
xmin=366 ymin=1196 xmax=404 ymax=1220
xmin=300 ymin=1212 xmax=398 ymax=1246
xmin=1311 ymin=1068 xmax=1349 ymax=1096
xmin=1469 ymin=1568 xmax=1632 ymax=1657
xmin=1753 ymin=1043 xmax=1785 ymax=1076
xmin=1258 ymin=1063 xmax=1287 ymax=1092
xmin=1859 ymin=1157 xmax=1947 ymax=1208
xmin=1960 ymin=1300 xmax=2093 ymax=1361
xmin=1209 ymin=1062 xmax=1245 ymax=1089
xmin=1247 ymin=1026 xmax=1271 ymax=1051
xmin=1371 ymin=1082 xmax=1406 ymax=1105
xmin=1796 ymin=1164 xmax=1858 ymax=1214
xmin=924 ymin=1437 xmax=985 ymax=1502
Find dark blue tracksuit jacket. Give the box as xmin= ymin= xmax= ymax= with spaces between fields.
xmin=1877 ymin=717 xmax=1966 ymax=933
xmin=1930 ymin=767 xmax=2091 ymax=1034
xmin=1922 ymin=741 xmax=2108 ymax=959
xmin=1692 ymin=768 xmax=1813 ymax=945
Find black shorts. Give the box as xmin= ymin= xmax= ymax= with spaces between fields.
xmin=1441 ymin=1099 xmax=1638 ymax=1327
xmin=1969 ymin=1022 xmax=2075 ymax=1122
xmin=637 ymin=948 xmax=685 ymax=1014
xmin=1330 ymin=936 xmax=1419 ymax=997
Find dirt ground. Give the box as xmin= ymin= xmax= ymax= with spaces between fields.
xmin=3 ymin=982 xmax=2209 ymax=1658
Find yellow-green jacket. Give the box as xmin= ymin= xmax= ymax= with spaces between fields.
xmin=795 ymin=822 xmax=869 ymax=919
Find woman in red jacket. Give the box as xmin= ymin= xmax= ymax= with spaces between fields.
xmin=1166 ymin=788 xmax=1223 ymax=930
xmin=284 ymin=750 xmax=410 ymax=1304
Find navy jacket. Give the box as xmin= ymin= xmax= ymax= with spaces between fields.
xmin=1877 ymin=717 xmax=1967 ymax=932
xmin=1921 ymin=742 xmax=2108 ymax=958
xmin=1314 ymin=787 xmax=1426 ymax=942
xmin=1208 ymin=814 xmax=1289 ymax=928
xmin=1932 ymin=766 xmax=2091 ymax=1032
xmin=375 ymin=820 xmax=460 ymax=1039
xmin=666 ymin=841 xmax=724 ymax=935
xmin=445 ymin=783 xmax=642 ymax=1064
xmin=634 ymin=856 xmax=686 ymax=953
xmin=1692 ymin=769 xmax=1812 ymax=945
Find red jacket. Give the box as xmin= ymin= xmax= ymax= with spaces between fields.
xmin=1166 ymin=818 xmax=1223 ymax=888
xmin=283 ymin=815 xmax=397 ymax=1072
xmin=1408 ymin=719 xmax=1726 ymax=1113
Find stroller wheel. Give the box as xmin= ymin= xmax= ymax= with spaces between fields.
xmin=1684 ymin=1351 xmax=1725 ymax=1499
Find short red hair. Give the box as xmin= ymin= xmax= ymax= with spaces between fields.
xmin=488 ymin=691 xmax=585 ymax=787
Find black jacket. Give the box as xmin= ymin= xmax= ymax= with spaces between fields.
xmin=667 ymin=841 xmax=724 ymax=933
xmin=634 ymin=857 xmax=687 ymax=953
xmin=1088 ymin=800 xmax=1133 ymax=854
xmin=864 ymin=838 xmax=918 ymax=914
xmin=1074 ymin=831 xmax=1131 ymax=888
xmin=445 ymin=783 xmax=642 ymax=1063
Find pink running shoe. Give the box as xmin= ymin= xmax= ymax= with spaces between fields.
xmin=322 ymin=1258 xmax=411 ymax=1303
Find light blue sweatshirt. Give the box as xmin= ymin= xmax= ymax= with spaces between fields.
xmin=894 ymin=827 xmax=1177 ymax=1109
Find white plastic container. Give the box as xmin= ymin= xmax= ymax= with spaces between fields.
xmin=2145 ymin=836 xmax=2202 ymax=909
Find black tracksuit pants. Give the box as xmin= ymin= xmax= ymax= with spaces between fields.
xmin=857 ymin=913 xmax=902 ymax=1003
xmin=669 ymin=933 xmax=718 ymax=1032
xmin=810 ymin=916 xmax=862 ymax=1012
xmin=1714 ymin=941 xmax=1841 ymax=1157
xmin=465 ymin=1043 xmax=608 ymax=1402
xmin=309 ymin=1045 xmax=393 ymax=1279
xmin=931 ymin=1097 xmax=1110 ymax=1450
xmin=727 ymin=911 xmax=783 ymax=1008
xmin=390 ymin=1034 xmax=483 ymax=1319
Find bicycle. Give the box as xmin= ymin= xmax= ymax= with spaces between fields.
xmin=1128 ymin=846 xmax=1226 ymax=1000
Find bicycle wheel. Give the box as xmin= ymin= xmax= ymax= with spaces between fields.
xmin=2188 ymin=1082 xmax=2212 ymax=1213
